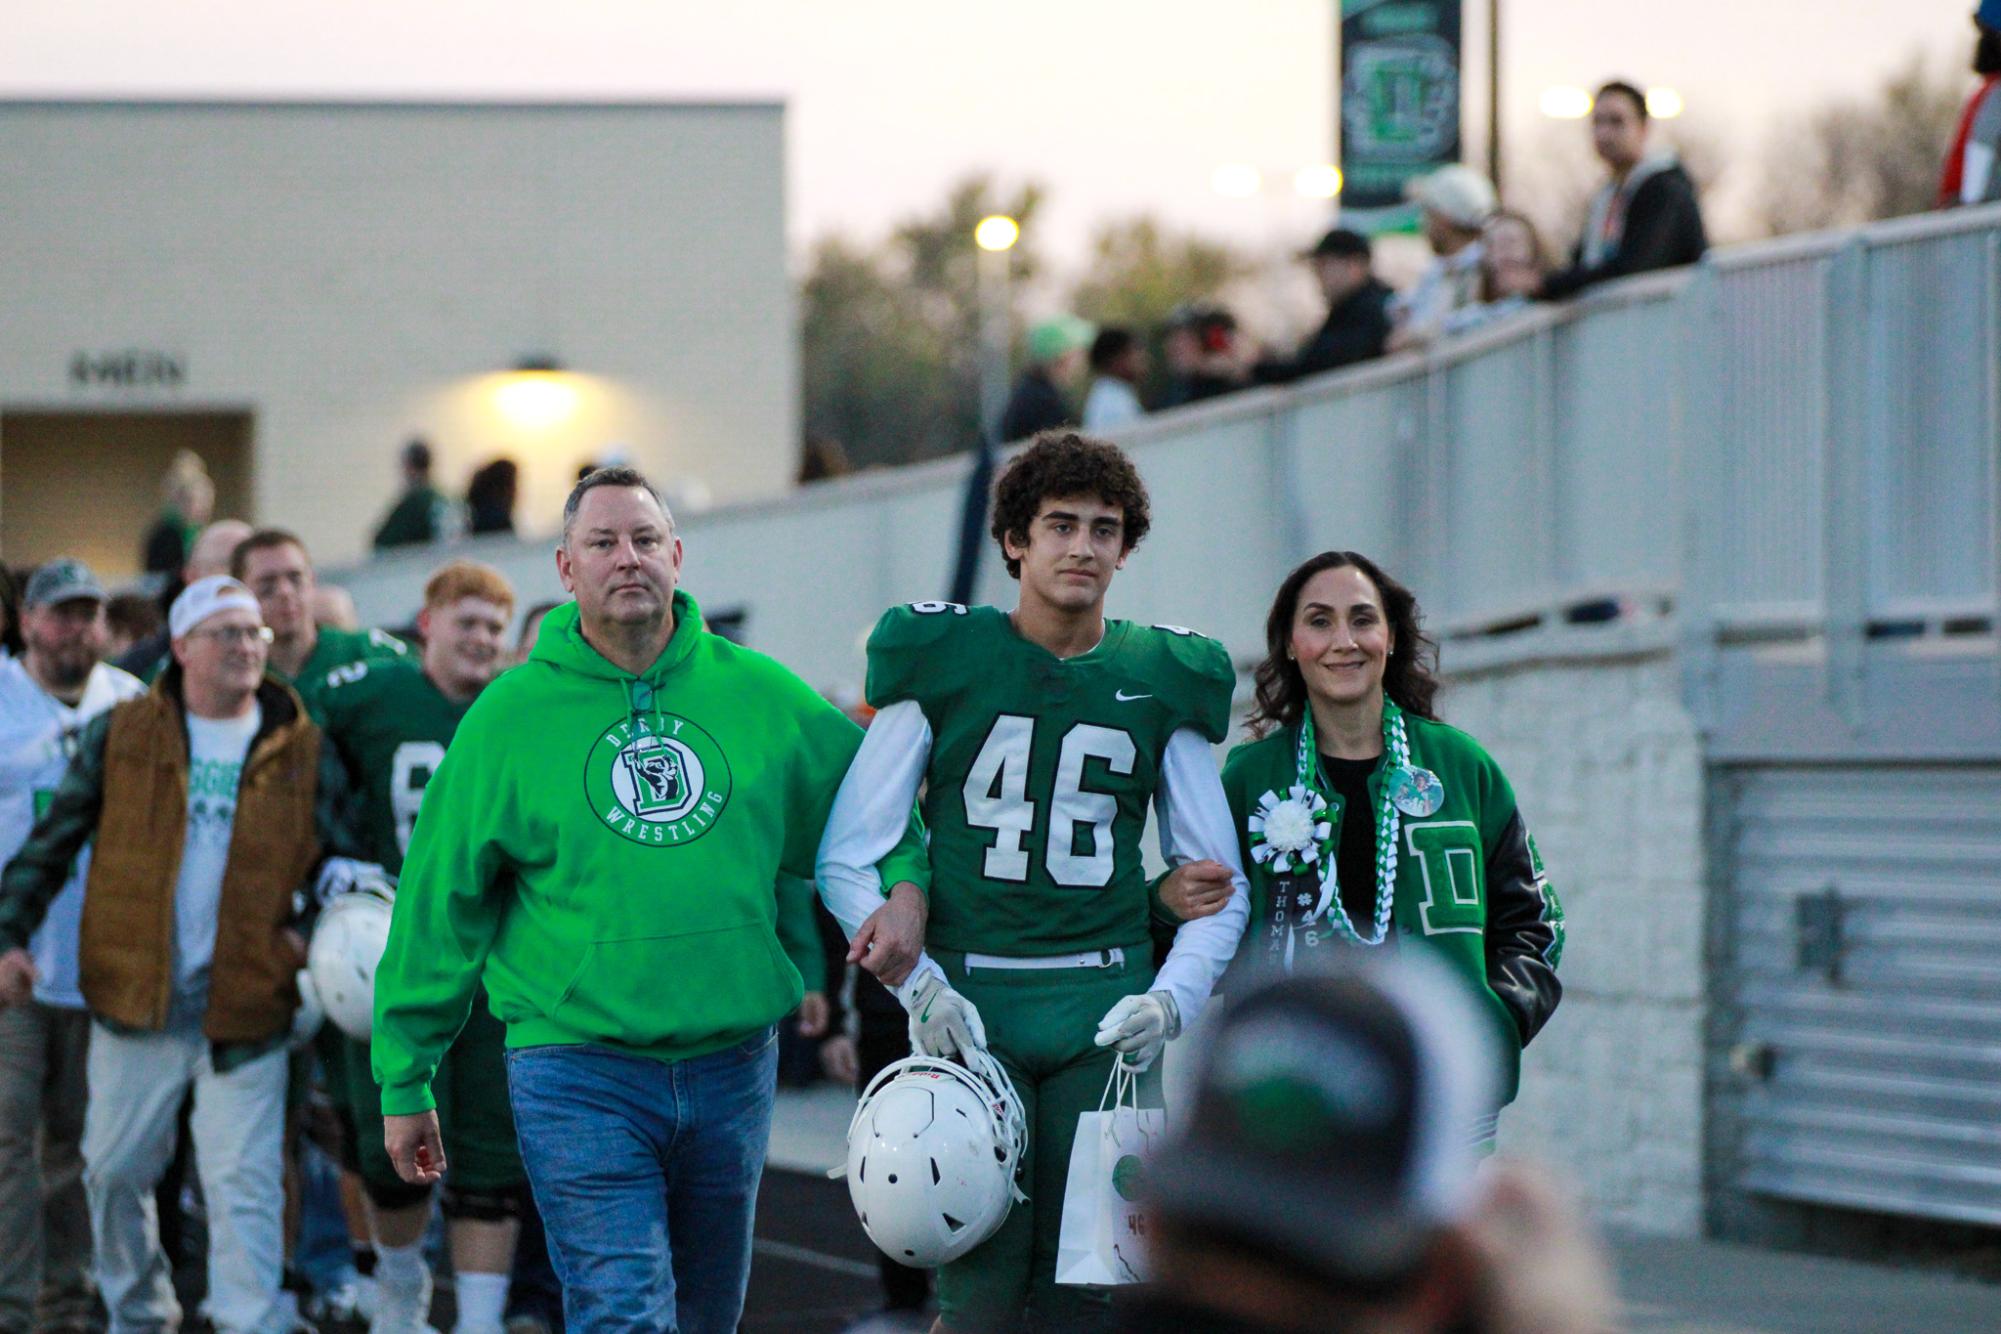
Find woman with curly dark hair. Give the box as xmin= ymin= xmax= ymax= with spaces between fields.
xmin=1165 ymin=550 xmax=1565 ymax=1129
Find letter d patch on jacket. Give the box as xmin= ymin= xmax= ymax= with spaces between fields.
xmin=584 ymin=713 xmax=734 ymax=847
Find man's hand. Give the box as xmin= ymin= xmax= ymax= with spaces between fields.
xmin=904 ymin=971 xmax=986 ymax=1059
xmin=1094 ymin=991 xmax=1181 ymax=1072
xmin=819 ymin=1034 xmax=860 ymax=1086
xmin=384 ymin=1110 xmax=446 ymax=1185
xmin=1159 ymin=860 xmax=1235 ymax=922
xmin=0 ymin=948 xmax=36 ymax=1007
xmin=848 ymin=881 xmax=926 ymax=987
xmin=796 ymin=990 xmax=831 ymax=1039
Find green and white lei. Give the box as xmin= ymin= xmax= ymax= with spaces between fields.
xmin=1247 ymin=699 xmax=1412 ymax=948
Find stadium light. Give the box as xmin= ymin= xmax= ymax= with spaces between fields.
xmin=1293 ymin=165 xmax=1343 ymax=200
xmin=974 ymin=215 xmax=1020 ymax=252
xmin=1646 ymin=87 xmax=1685 ymax=119
xmin=1211 ymin=164 xmax=1262 ymax=198
xmin=1540 ymin=86 xmax=1593 ymax=119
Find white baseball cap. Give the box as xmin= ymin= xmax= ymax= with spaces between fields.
xmin=169 ymin=575 xmax=263 ymax=639
xmin=1405 ymin=164 xmax=1498 ymax=229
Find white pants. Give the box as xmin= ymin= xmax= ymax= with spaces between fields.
xmin=82 ymin=1021 xmax=288 ymax=1334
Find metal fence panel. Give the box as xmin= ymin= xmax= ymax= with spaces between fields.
xmin=1441 ymin=340 xmax=1546 ymax=622
xmin=1290 ymin=377 xmax=1423 ymax=578
xmin=1864 ymin=228 xmax=1998 ymax=615
xmin=1554 ymin=299 xmax=1682 ymax=591
xmin=1707 ymin=256 xmax=1831 ymax=619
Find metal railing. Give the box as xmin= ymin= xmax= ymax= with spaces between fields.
xmin=333 ymin=204 xmax=2001 ymax=701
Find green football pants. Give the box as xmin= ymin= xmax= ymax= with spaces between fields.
xmin=347 ymin=988 xmax=523 ymax=1197
xmin=932 ymin=947 xmax=1160 ymax=1334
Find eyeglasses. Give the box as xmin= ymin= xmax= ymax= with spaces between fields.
xmin=189 ymin=625 xmax=275 ymax=648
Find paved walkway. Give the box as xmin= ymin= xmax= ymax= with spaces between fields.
xmin=771 ymin=1085 xmax=2001 ymax=1333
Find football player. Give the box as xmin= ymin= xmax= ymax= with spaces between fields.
xmin=232 ymin=528 xmax=409 ymax=708
xmin=818 ymin=431 xmax=1251 ymax=1332
xmin=315 ymin=560 xmax=523 ymax=1334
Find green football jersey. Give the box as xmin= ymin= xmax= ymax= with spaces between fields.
xmin=318 ymin=657 xmax=470 ymax=874
xmin=287 ymin=625 xmax=411 ymax=716
xmin=866 ymin=602 xmax=1233 ymax=957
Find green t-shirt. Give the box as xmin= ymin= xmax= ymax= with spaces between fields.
xmin=317 ymin=657 xmax=469 ymax=874
xmin=865 ymin=602 xmax=1232 ymax=957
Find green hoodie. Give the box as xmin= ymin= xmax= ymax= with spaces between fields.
xmin=371 ymin=590 xmax=928 ymax=1115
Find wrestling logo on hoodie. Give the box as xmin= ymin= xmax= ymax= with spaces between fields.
xmin=585 ymin=713 xmax=734 ymax=846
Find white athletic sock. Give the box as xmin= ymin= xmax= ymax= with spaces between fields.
xmin=452 ymin=1271 xmax=509 ymax=1334
xmin=372 ymin=1242 xmax=432 ymax=1331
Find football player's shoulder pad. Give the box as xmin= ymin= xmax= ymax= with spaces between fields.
xmin=865 ymin=602 xmax=1003 ymax=710
xmin=1132 ymin=620 xmax=1235 ymax=742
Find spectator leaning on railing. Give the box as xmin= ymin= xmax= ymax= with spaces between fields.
xmin=1081 ymin=326 xmax=1148 ymax=431
xmin=1442 ymin=210 xmax=1554 ymax=339
xmin=1540 ymin=80 xmax=1708 ymax=300
xmin=1389 ymin=165 xmax=1496 ymax=351
xmin=1255 ymin=227 xmax=1393 ymax=384
xmin=999 ymin=316 xmax=1093 ymax=442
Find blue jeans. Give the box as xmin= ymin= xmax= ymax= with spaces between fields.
xmin=505 ymin=1030 xmax=778 ymax=1334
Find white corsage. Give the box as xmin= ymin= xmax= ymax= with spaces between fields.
xmin=1247 ymin=784 xmax=1333 ymax=874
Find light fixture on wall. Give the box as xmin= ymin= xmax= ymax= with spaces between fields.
xmin=493 ymin=355 xmax=579 ymax=430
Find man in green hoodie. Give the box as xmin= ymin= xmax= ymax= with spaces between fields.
xmin=370 ymin=467 xmax=947 ymax=1334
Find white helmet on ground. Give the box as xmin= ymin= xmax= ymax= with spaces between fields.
xmin=841 ymin=1047 xmax=1028 ymax=1268
xmin=307 ymin=891 xmax=392 ymax=1040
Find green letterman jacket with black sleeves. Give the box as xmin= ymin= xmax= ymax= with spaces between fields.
xmin=1207 ymin=713 xmax=1564 ymax=1105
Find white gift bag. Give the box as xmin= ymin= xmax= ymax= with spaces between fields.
xmin=1055 ymin=1061 xmax=1166 ymax=1287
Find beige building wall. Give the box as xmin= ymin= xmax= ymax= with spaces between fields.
xmin=0 ymin=100 xmax=793 ymax=574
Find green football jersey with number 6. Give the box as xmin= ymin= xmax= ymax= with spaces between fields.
xmin=866 ymin=601 xmax=1233 ymax=957
xmin=317 ymin=657 xmax=471 ymax=874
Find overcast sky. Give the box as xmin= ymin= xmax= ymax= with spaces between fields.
xmin=3 ymin=0 xmax=1975 ymax=264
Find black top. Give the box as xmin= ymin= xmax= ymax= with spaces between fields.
xmin=1543 ymin=162 xmax=1709 ymax=299
xmin=997 ymin=368 xmax=1074 ymax=443
xmin=1254 ymin=277 xmax=1393 ymax=385
xmin=1319 ymin=752 xmax=1383 ymax=934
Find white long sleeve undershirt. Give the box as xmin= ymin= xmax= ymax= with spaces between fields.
xmin=1149 ymin=726 xmax=1253 ymax=1030
xmin=815 ymin=700 xmax=947 ymax=1000
xmin=814 ymin=700 xmax=1252 ymax=1023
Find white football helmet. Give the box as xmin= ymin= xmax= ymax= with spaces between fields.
xmin=841 ymin=1047 xmax=1028 ymax=1268
xmin=307 ymin=891 xmax=393 ymax=1040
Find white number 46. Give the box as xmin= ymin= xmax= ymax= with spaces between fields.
xmin=962 ymin=714 xmax=1136 ymax=887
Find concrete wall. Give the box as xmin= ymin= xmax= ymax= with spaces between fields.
xmin=0 ymin=100 xmax=793 ymax=571
xmin=1448 ymin=647 xmax=1709 ymax=1234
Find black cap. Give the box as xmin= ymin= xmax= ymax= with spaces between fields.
xmin=1301 ymin=227 xmax=1372 ymax=261
xmin=1146 ymin=957 xmax=1496 ymax=1288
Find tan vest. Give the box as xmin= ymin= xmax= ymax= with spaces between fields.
xmin=80 ymin=678 xmax=322 ymax=1043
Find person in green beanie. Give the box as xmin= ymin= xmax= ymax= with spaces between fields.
xmin=998 ymin=315 xmax=1093 ymax=443
xmin=370 ymin=466 xmax=942 ymax=1334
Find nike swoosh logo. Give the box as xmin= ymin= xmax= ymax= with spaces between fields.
xmin=1114 ymin=690 xmax=1152 ymax=702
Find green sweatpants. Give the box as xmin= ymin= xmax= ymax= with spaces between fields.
xmin=933 ymin=948 xmax=1160 ymax=1334
xmin=347 ymin=988 xmax=523 ymax=1196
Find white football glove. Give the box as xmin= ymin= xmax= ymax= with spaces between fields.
xmin=312 ymin=857 xmax=395 ymax=907
xmin=1094 ymin=990 xmax=1182 ymax=1072
xmin=903 ymin=971 xmax=988 ymax=1059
